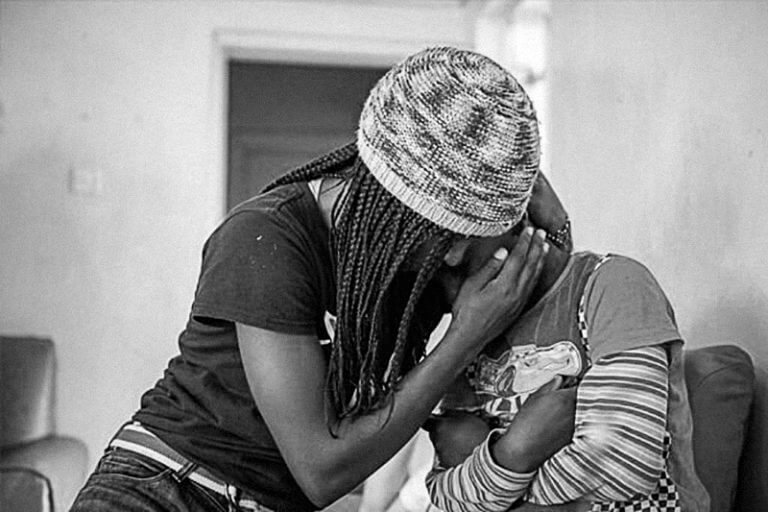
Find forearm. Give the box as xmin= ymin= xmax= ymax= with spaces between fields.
xmin=293 ymin=324 xmax=492 ymax=506
xmin=528 ymin=346 xmax=669 ymax=504
xmin=240 ymin=230 xmax=549 ymax=507
xmin=426 ymin=430 xmax=535 ymax=512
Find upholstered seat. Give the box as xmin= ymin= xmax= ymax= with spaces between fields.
xmin=684 ymin=344 xmax=767 ymax=512
xmin=0 ymin=336 xmax=88 ymax=512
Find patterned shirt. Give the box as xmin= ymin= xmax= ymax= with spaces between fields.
xmin=425 ymin=253 xmax=702 ymax=511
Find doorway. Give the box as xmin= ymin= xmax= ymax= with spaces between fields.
xmin=226 ymin=61 xmax=387 ymax=209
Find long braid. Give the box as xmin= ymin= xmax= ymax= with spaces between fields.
xmin=329 ymin=164 xmax=455 ymax=421
xmin=385 ymin=232 xmax=454 ymax=386
xmin=263 ymin=143 xmax=456 ymax=423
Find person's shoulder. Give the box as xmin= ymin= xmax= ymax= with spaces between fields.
xmin=582 ymin=252 xmax=672 ymax=320
xmin=591 ymin=253 xmax=659 ymax=287
xmin=229 ymin=182 xmax=306 ymax=218
xmin=211 ymin=183 xmax=309 ymax=240
xmin=584 ymin=252 xmax=675 ymax=322
xmin=583 ymin=253 xmax=680 ymax=359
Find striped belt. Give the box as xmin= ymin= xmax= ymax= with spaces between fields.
xmin=110 ymin=422 xmax=272 ymax=511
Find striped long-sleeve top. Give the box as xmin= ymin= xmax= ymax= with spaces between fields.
xmin=425 ymin=345 xmax=669 ymax=511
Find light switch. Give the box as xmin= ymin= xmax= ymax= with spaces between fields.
xmin=68 ymin=166 xmax=103 ymax=196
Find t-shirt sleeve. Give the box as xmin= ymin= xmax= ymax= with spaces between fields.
xmin=191 ymin=209 xmax=320 ymax=335
xmin=584 ymin=255 xmax=681 ymax=362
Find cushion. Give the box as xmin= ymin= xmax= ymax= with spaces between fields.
xmin=0 ymin=468 xmax=52 ymax=512
xmin=0 ymin=436 xmax=89 ymax=512
xmin=735 ymin=365 xmax=768 ymax=512
xmin=684 ymin=345 xmax=755 ymax=512
xmin=0 ymin=337 xmax=55 ymax=447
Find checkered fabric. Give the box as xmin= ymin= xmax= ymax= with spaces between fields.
xmin=579 ymin=256 xmax=682 ymax=512
xmin=357 ymin=46 xmax=540 ymax=237
xmin=577 ymin=254 xmax=612 ymax=359
xmin=590 ymin=439 xmax=681 ymax=512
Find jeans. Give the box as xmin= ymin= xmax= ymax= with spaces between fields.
xmin=70 ymin=448 xmax=240 ymax=512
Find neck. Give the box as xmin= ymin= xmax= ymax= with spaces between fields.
xmin=316 ymin=177 xmax=346 ymax=231
xmin=526 ymin=246 xmax=570 ymax=309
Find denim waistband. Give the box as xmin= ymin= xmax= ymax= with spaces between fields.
xmin=110 ymin=422 xmax=273 ymax=512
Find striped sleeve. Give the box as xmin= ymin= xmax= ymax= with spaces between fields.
xmin=528 ymin=345 xmax=669 ymax=504
xmin=425 ymin=429 xmax=535 ymax=512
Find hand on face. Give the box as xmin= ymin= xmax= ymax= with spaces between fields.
xmin=443 ymin=226 xmax=549 ymax=349
xmin=436 ymin=219 xmax=539 ymax=307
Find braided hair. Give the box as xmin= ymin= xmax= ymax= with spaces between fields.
xmin=262 ymin=142 xmax=456 ymax=421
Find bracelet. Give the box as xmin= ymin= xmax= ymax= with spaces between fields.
xmin=546 ymin=218 xmax=572 ymax=253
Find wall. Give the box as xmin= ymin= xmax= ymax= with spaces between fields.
xmin=546 ymin=1 xmax=768 ymax=368
xmin=0 ymin=0 xmax=473 ymax=483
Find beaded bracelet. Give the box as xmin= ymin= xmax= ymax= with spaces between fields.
xmin=546 ymin=218 xmax=572 ymax=253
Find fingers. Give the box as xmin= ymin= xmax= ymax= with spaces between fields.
xmin=518 ymin=229 xmax=549 ymax=288
xmin=463 ymin=244 xmax=509 ymax=290
xmin=494 ymin=227 xmax=547 ymax=292
xmin=492 ymin=227 xmax=534 ymax=285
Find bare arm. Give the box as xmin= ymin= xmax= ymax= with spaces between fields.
xmin=424 ymin=379 xmax=577 ymax=512
xmin=238 ymin=228 xmax=548 ymax=507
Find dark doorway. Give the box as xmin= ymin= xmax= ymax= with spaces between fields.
xmin=226 ymin=61 xmax=388 ymax=209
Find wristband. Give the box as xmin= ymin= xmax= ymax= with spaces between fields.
xmin=546 ymin=217 xmax=572 ymax=253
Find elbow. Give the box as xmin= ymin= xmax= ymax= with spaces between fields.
xmin=581 ymin=431 xmax=665 ymax=501
xmin=295 ymin=474 xmax=341 ymax=509
xmin=291 ymin=460 xmax=360 ymax=509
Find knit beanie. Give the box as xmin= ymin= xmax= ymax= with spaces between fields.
xmin=357 ymin=46 xmax=540 ymax=237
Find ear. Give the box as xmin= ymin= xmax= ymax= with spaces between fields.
xmin=444 ymin=239 xmax=471 ymax=267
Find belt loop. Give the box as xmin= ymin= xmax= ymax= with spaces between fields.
xmin=172 ymin=461 xmax=198 ymax=483
xmin=226 ymin=484 xmax=241 ymax=512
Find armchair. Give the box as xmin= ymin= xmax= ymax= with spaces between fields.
xmin=0 ymin=336 xmax=89 ymax=512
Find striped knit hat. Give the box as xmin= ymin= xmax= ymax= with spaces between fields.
xmin=357 ymin=46 xmax=540 ymax=237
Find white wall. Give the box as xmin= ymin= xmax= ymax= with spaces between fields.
xmin=546 ymin=1 xmax=768 ymax=367
xmin=0 ymin=0 xmax=473 ymax=482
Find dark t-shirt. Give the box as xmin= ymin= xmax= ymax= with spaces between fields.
xmin=134 ymin=182 xmax=335 ymax=512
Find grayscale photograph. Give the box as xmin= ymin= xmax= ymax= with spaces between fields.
xmin=0 ymin=1 xmax=766 ymax=511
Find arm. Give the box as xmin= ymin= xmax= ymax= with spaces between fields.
xmin=238 ymin=229 xmax=548 ymax=508
xmin=424 ymin=380 xmax=577 ymax=512
xmin=427 ymin=411 xmax=491 ymax=469
xmin=523 ymin=256 xmax=680 ymax=504
xmin=425 ymin=429 xmax=534 ymax=512
xmin=527 ymin=345 xmax=669 ymax=504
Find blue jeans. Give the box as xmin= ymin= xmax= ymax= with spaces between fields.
xmin=70 ymin=447 xmax=233 ymax=511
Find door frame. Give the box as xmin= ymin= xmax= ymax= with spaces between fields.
xmin=208 ymin=26 xmax=470 ymax=216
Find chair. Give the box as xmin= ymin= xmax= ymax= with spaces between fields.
xmin=684 ymin=344 xmax=768 ymax=512
xmin=0 ymin=336 xmax=89 ymax=512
